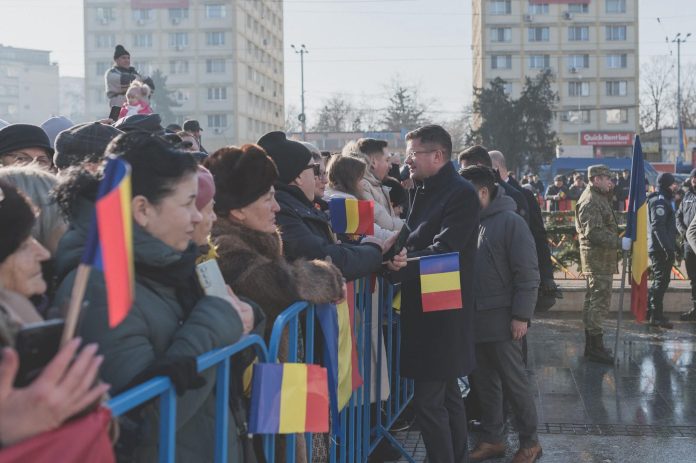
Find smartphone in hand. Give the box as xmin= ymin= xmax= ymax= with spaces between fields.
xmin=108 ymin=105 xmax=121 ymax=122
xmin=13 ymin=319 xmax=65 ymax=388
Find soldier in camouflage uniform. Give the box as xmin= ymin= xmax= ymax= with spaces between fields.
xmin=575 ymin=165 xmax=619 ymax=364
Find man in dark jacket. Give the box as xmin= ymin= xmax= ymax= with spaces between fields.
xmin=676 ymin=169 xmax=696 ymax=321
xmin=460 ymin=166 xmax=542 ymax=463
xmin=615 ymin=169 xmax=630 ymax=211
xmin=105 ymin=45 xmax=151 ymax=107
xmin=257 ymin=131 xmax=393 ymax=281
xmin=647 ymin=173 xmax=679 ymax=328
xmin=545 ymin=175 xmax=569 ymax=211
xmin=392 ymin=125 xmax=479 ymax=463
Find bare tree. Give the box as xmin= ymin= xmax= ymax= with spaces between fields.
xmin=440 ymin=105 xmax=474 ymax=154
xmin=380 ymin=77 xmax=428 ymax=131
xmin=285 ymin=103 xmax=301 ymax=133
xmin=312 ymin=94 xmax=355 ymax=132
xmin=640 ymin=56 xmax=675 ymax=132
xmin=678 ymin=63 xmax=696 ymax=129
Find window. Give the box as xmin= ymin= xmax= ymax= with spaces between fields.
xmin=132 ymin=61 xmax=152 ymax=76
xmin=133 ymin=33 xmax=152 ymax=48
xmin=528 ymin=3 xmax=549 ymax=15
xmin=206 ymin=59 xmax=226 ymax=73
xmin=569 ymin=81 xmax=590 ymax=97
xmin=606 ymin=53 xmax=627 ymax=68
xmin=502 ymin=82 xmax=512 ymax=95
xmin=490 ymin=27 xmax=512 ymax=42
xmin=174 ymin=90 xmax=190 ymax=103
xmin=568 ymin=3 xmax=589 ymax=13
xmin=561 ymin=110 xmax=591 ymax=123
xmin=208 ymin=114 xmax=228 ymax=128
xmin=606 ymin=108 xmax=628 ymax=124
xmin=528 ymin=54 xmax=550 ymax=69
xmin=205 ymin=4 xmax=227 ymax=19
xmin=206 ymin=31 xmax=225 ymax=46
xmin=96 ymin=62 xmax=110 ymax=76
xmin=568 ymin=26 xmax=589 ymax=41
xmin=528 ymin=27 xmax=549 ymax=42
xmin=491 ymin=54 xmax=512 ymax=69
xmin=488 ymin=0 xmax=511 ymax=15
xmin=567 ymin=54 xmax=590 ymax=70
xmin=132 ymin=9 xmax=152 ymax=22
xmin=169 ymin=60 xmax=189 ymax=74
xmin=96 ymin=7 xmax=114 ymax=22
xmin=606 ymin=80 xmax=628 ymax=96
xmin=606 ymin=25 xmax=627 ymax=41
xmin=168 ymin=8 xmax=189 ymax=21
xmin=95 ymin=34 xmax=115 ymax=48
xmin=169 ymin=32 xmax=188 ymax=48
xmin=208 ymin=87 xmax=227 ymax=100
xmin=606 ymin=0 xmax=626 ymax=13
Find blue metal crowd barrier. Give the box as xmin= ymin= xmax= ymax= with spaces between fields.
xmin=107 ymin=277 xmax=413 ymax=463
xmin=107 ymin=334 xmax=269 ymax=463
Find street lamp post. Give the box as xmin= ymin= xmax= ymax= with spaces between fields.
xmin=671 ymin=32 xmax=691 ymax=158
xmin=291 ymin=44 xmax=308 ymax=140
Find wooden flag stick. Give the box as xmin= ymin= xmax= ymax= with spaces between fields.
xmin=405 ymin=257 xmax=421 ymax=262
xmin=61 ymin=264 xmax=92 ymax=346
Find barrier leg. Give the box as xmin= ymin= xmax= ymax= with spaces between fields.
xmin=214 ymin=359 xmax=231 ymax=463
xmin=159 ymin=383 xmax=177 ymax=463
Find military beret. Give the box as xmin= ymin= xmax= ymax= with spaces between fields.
xmin=588 ymin=164 xmax=611 ymax=179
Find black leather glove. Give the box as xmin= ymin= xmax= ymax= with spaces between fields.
xmin=127 ymin=356 xmax=206 ymax=396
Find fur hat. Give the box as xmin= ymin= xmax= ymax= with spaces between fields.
xmin=203 ymin=144 xmax=278 ymax=215
xmin=257 ymin=131 xmax=311 ymax=184
xmin=114 ymin=44 xmax=130 ymax=60
xmin=0 ymin=124 xmax=54 ymax=158
xmin=0 ymin=180 xmax=36 ymax=263
xmin=54 ymin=122 xmax=123 ymax=169
xmin=196 ymin=166 xmax=215 ymax=211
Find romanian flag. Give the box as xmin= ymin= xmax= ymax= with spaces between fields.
xmin=328 ymin=197 xmax=374 ymax=235
xmin=316 ymin=281 xmax=363 ymax=431
xmin=625 ymin=135 xmax=649 ymax=322
xmin=81 ymin=157 xmax=135 ymax=328
xmin=679 ymin=120 xmax=688 ymax=156
xmin=420 ymin=253 xmax=463 ymax=312
xmin=248 ymin=363 xmax=329 ymax=434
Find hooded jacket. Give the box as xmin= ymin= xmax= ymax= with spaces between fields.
xmin=274 ymin=184 xmax=383 ymax=280
xmin=474 ymin=189 xmax=540 ymax=343
xmin=359 ymin=170 xmax=404 ymax=232
xmin=54 ymin=199 xmax=244 ymax=463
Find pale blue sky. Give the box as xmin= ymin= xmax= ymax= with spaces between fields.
xmin=0 ymin=0 xmax=694 ymax=123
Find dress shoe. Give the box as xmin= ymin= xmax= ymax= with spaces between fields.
xmin=469 ymin=441 xmax=505 ymax=462
xmin=510 ymin=443 xmax=543 ymax=463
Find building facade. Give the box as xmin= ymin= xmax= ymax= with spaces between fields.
xmin=83 ymin=0 xmax=284 ymax=150
xmin=472 ymin=0 xmax=639 ymax=157
xmin=0 ymin=45 xmax=60 ymax=125
xmin=642 ymin=128 xmax=696 ymax=171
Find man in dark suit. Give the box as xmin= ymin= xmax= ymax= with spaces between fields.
xmin=393 ymin=125 xmax=479 ymax=463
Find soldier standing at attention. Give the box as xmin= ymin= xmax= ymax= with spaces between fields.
xmin=647 ymin=173 xmax=678 ymax=329
xmin=575 ymin=165 xmax=623 ymax=364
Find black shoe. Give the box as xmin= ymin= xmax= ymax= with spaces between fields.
xmin=680 ymin=309 xmax=696 ymax=321
xmin=368 ymin=439 xmax=402 ymax=463
xmin=587 ymin=334 xmax=614 ymax=365
xmin=649 ymin=316 xmax=674 ymax=329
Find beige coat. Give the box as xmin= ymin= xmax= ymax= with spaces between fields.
xmin=359 ymin=171 xmax=404 ymax=232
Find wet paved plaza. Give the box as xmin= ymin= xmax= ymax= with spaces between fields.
xmin=395 ymin=315 xmax=696 ymax=462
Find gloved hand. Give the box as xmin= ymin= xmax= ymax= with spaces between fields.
xmin=621 ymin=237 xmax=632 ymax=251
xmin=127 ymin=356 xmax=206 ymax=396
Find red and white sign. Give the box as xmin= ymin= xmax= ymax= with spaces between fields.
xmin=581 ymin=132 xmax=634 ymax=147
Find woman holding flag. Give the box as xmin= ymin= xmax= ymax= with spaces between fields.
xmin=53 ymin=133 xmax=254 ymax=462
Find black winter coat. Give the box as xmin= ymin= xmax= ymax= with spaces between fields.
xmin=391 ymin=162 xmax=479 ymax=380
xmin=677 ymin=188 xmax=696 ymax=253
xmin=648 ymin=190 xmax=677 ymax=254
xmin=274 ymin=184 xmax=383 ymax=281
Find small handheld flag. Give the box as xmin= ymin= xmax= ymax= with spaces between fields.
xmin=248 ymin=363 xmax=329 ymax=434
xmin=419 ymin=252 xmax=463 ymax=312
xmin=82 ymin=157 xmax=135 ymax=328
xmin=328 ymin=197 xmax=374 ymax=235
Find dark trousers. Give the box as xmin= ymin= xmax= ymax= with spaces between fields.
xmin=649 ymin=251 xmax=674 ymax=312
xmin=685 ymin=249 xmax=696 ymax=302
xmin=472 ymin=340 xmax=538 ymax=448
xmin=413 ymin=379 xmax=468 ymax=463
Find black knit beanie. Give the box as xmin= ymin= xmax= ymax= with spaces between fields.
xmin=0 ymin=180 xmax=36 ymax=263
xmin=0 ymin=124 xmax=54 ymax=158
xmin=257 ymin=131 xmax=312 ymax=184
xmin=657 ymin=172 xmax=676 ymax=191
xmin=114 ymin=45 xmax=130 ymax=60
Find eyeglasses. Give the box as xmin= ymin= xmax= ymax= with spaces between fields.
xmin=304 ymin=163 xmax=321 ymax=176
xmin=406 ymin=149 xmax=438 ymax=158
xmin=1 ymin=151 xmax=52 ymax=167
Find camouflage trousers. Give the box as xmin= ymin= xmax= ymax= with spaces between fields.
xmin=583 ymin=273 xmax=613 ymax=336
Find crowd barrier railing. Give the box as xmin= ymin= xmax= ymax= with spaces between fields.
xmin=107 ymin=334 xmax=269 ymax=463
xmin=108 ymin=277 xmax=413 ymax=463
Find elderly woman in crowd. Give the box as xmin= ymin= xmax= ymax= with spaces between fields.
xmin=0 ymin=124 xmax=54 ymax=170
xmin=0 ymin=180 xmax=109 ymax=450
xmin=53 ymin=132 xmax=254 ymax=462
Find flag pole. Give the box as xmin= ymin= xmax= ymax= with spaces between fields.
xmin=614 ymin=251 xmax=629 ymax=366
xmin=61 ymin=264 xmax=92 ymax=346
